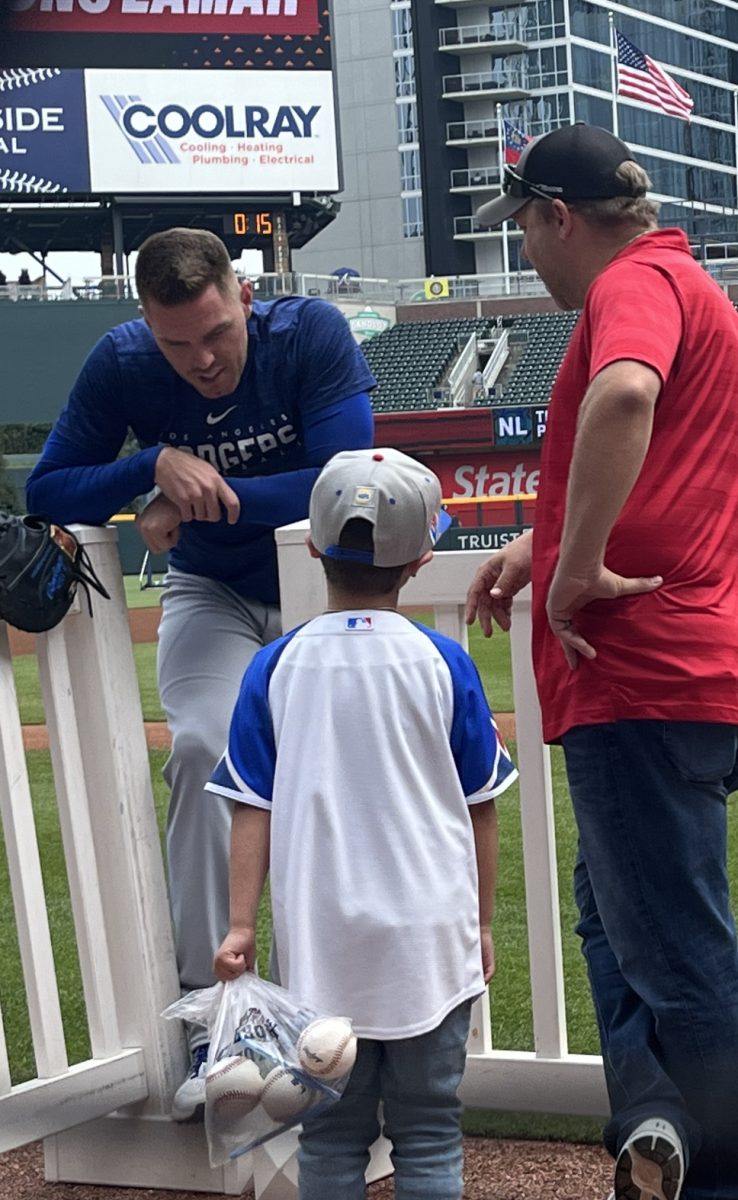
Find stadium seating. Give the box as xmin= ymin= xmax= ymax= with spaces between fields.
xmin=361 ymin=317 xmax=496 ymax=412
xmin=491 ymin=312 xmax=579 ymax=406
xmin=361 ymin=311 xmax=579 ymax=413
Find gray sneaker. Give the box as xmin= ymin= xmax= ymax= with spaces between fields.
xmin=171 ymin=1043 xmax=209 ymax=1123
xmin=614 ymin=1118 xmax=684 ymax=1200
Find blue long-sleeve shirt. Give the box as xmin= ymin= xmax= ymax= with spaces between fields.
xmin=27 ymin=296 xmax=375 ymax=604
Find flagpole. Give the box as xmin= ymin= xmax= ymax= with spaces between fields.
xmin=734 ymin=90 xmax=738 ymax=214
xmin=497 ymin=103 xmax=510 ymax=291
xmin=609 ymin=11 xmax=619 ymax=136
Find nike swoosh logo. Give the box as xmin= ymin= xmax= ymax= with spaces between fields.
xmin=206 ymin=405 xmax=237 ymax=426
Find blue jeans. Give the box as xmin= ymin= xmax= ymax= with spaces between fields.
xmin=297 ymin=999 xmax=472 ymax=1200
xmin=562 ymin=720 xmax=738 ymax=1200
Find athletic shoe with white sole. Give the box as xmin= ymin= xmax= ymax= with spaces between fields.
xmin=614 ymin=1118 xmax=685 ymax=1200
xmin=171 ymin=1043 xmax=209 ymax=1123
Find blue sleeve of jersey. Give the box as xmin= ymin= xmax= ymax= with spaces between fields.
xmin=207 ymin=640 xmax=282 ymax=807
xmin=223 ymin=392 xmax=374 ymax=527
xmin=419 ymin=627 xmax=518 ymax=800
xmin=25 ymin=334 xmax=161 ymax=524
xmin=293 ymin=300 xmax=376 ymax=415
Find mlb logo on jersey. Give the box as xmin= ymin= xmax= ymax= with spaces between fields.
xmin=346 ymin=615 xmax=374 ymax=631
xmin=352 ymin=485 xmax=377 ymax=508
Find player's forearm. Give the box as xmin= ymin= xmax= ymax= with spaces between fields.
xmin=26 ymin=447 xmax=161 ymax=526
xmin=224 ymin=392 xmax=374 ymax=528
xmin=558 ymin=365 xmax=657 ymax=575
xmin=470 ymin=800 xmax=498 ymax=926
xmin=229 ymin=804 xmax=271 ymax=932
xmin=226 ymin=468 xmax=321 ymax=528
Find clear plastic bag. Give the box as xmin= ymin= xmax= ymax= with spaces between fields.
xmin=163 ymin=973 xmax=357 ymax=1165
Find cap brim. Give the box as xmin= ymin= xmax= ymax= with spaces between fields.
xmin=476 ymin=192 xmax=529 ymax=227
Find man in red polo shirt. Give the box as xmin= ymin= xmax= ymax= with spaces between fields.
xmin=467 ymin=123 xmax=738 ymax=1200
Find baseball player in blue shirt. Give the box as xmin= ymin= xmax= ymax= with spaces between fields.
xmin=26 ymin=227 xmax=375 ymax=1119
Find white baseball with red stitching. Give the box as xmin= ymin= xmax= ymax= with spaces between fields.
xmin=297 ymin=1017 xmax=357 ymax=1080
xmin=205 ymin=1055 xmax=264 ymax=1122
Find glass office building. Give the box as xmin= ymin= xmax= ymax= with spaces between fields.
xmin=419 ymin=0 xmax=738 ymax=274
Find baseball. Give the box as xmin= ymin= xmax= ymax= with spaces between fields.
xmin=205 ymin=1055 xmax=264 ymax=1123
xmin=297 ymin=1017 xmax=357 ymax=1080
xmin=260 ymin=1065 xmax=317 ymax=1122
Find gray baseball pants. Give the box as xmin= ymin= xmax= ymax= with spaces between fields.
xmin=157 ymin=568 xmax=281 ymax=1010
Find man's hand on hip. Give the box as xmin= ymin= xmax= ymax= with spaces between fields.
xmin=547 ymin=563 xmax=663 ymax=669
xmin=155 ymin=446 xmax=241 ymax=524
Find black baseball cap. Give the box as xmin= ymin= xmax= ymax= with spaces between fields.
xmin=476 ymin=122 xmax=643 ymax=227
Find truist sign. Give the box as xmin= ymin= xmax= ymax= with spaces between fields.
xmin=1 ymin=0 xmax=320 ymax=35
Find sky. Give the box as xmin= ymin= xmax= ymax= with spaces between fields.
xmin=0 ymin=247 xmax=265 ymax=287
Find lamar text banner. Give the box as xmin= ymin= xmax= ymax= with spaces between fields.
xmin=0 ymin=0 xmax=321 ymax=36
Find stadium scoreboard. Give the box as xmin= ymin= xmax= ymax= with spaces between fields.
xmin=223 ymin=211 xmax=275 ymax=240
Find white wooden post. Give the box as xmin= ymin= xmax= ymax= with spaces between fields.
xmin=40 ymin=527 xmax=250 ymax=1194
xmin=509 ymin=587 xmax=568 ymax=1058
xmin=0 ymin=622 xmax=68 ymax=1080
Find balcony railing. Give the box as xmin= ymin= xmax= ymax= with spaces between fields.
xmin=435 ymin=0 xmax=536 ymax=7
xmin=450 ymin=166 xmax=501 ymax=190
xmin=439 ymin=21 xmax=526 ymax=50
xmin=446 ymin=117 xmax=500 ymax=144
xmin=442 ymin=69 xmax=529 ymax=99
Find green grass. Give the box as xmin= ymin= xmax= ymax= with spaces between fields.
xmin=12 ymin=643 xmax=164 ymax=724
xmin=123 ymin=575 xmax=164 ymax=609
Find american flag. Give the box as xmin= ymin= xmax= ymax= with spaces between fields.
xmin=616 ymin=30 xmax=694 ymax=121
xmin=503 ymin=119 xmax=532 ymax=165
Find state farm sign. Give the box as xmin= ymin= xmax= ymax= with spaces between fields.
xmin=1 ymin=0 xmax=319 ymax=35
xmin=432 ymin=453 xmax=540 ymax=500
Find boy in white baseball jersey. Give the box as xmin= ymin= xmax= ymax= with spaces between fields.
xmin=207 ymin=448 xmax=517 ymax=1200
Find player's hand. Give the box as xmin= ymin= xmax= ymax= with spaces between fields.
xmin=136 ymin=493 xmax=182 ymax=553
xmin=480 ymin=927 xmax=495 ymax=983
xmin=465 ymin=529 xmax=533 ymax=637
xmin=547 ymin=562 xmax=663 ymax=669
xmin=154 ymin=446 xmax=241 ymax=525
xmin=213 ymin=927 xmax=256 ymax=982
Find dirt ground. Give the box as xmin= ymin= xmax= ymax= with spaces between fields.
xmin=0 ymin=1137 xmax=612 ymax=1200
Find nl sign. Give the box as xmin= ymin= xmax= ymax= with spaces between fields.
xmin=493 ymin=406 xmax=548 ymax=448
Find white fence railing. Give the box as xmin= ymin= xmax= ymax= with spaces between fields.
xmin=2 ymin=523 xmax=609 ymax=1198
xmin=0 ymin=280 xmax=74 ymax=302
xmin=14 ymin=259 xmax=738 ymax=308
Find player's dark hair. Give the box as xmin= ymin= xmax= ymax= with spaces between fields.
xmin=321 ymin=519 xmax=406 ymax=595
xmin=135 ymin=228 xmax=237 ymax=307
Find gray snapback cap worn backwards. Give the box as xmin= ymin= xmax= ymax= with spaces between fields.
xmin=310 ymin=447 xmax=451 ymax=568
xmin=477 ymin=122 xmax=640 ymax=227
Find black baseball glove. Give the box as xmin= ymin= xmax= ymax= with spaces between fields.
xmin=0 ymin=514 xmax=110 ymax=634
